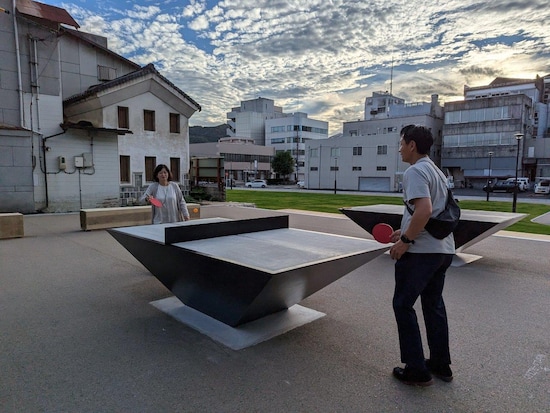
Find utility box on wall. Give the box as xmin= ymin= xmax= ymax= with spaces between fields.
xmin=82 ymin=153 xmax=93 ymax=167
xmin=58 ymin=156 xmax=67 ymax=170
xmin=74 ymin=156 xmax=84 ymax=168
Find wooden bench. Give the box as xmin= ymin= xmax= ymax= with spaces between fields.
xmin=0 ymin=213 xmax=24 ymax=239
xmin=80 ymin=204 xmax=201 ymax=231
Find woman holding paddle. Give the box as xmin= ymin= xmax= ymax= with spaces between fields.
xmin=140 ymin=164 xmax=190 ymax=224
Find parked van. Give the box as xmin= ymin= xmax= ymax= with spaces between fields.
xmin=534 ymin=179 xmax=550 ymax=195
xmin=504 ymin=177 xmax=530 ymax=191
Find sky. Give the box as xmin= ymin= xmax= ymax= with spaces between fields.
xmin=46 ymin=0 xmax=550 ymax=135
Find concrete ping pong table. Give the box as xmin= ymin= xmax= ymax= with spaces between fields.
xmin=340 ymin=204 xmax=526 ymax=266
xmin=108 ymin=215 xmax=389 ymax=349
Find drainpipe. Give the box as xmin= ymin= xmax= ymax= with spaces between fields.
xmin=13 ymin=0 xmax=24 ymax=127
xmin=29 ymin=35 xmax=41 ymax=130
xmin=41 ymin=129 xmax=67 ymax=211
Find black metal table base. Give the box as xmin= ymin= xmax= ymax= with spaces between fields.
xmin=109 ymin=215 xmax=389 ymax=327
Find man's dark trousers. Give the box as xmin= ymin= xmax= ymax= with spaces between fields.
xmin=393 ymin=253 xmax=453 ymax=369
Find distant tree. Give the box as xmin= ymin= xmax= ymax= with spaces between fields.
xmin=271 ymin=151 xmax=295 ymax=179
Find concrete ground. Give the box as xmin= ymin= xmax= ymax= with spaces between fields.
xmin=1 ymin=208 xmax=549 ymax=412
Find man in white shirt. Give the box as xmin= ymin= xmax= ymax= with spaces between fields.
xmin=389 ymin=125 xmax=455 ymax=386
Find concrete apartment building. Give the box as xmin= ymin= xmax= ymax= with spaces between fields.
xmin=226 ymin=97 xmax=285 ymax=145
xmin=442 ymin=76 xmax=550 ymax=188
xmin=265 ymin=112 xmax=328 ymax=182
xmin=0 ymin=0 xmax=200 ymax=213
xmin=224 ymin=97 xmax=328 ymax=182
xmin=305 ymin=93 xmax=444 ymax=192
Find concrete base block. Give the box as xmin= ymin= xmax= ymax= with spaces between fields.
xmin=0 ymin=213 xmax=24 ymax=239
xmin=151 ymin=296 xmax=325 ymax=350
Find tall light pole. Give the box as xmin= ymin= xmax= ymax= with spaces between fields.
xmin=512 ymin=133 xmax=524 ymax=212
xmin=295 ymin=130 xmax=300 ymax=182
xmin=486 ymin=151 xmax=494 ymax=202
xmin=333 ymin=157 xmax=338 ymax=194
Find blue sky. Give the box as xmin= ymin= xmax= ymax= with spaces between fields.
xmin=47 ymin=0 xmax=549 ymax=134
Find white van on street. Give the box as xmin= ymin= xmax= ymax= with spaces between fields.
xmin=534 ymin=179 xmax=550 ymax=194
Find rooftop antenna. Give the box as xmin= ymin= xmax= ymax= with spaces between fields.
xmin=389 ymin=56 xmax=394 ymax=96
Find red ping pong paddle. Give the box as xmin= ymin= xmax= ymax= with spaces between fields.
xmin=372 ymin=223 xmax=394 ymax=244
xmin=149 ymin=197 xmax=162 ymax=207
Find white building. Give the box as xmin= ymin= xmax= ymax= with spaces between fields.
xmin=226 ymin=97 xmax=285 ymax=145
xmin=226 ymin=97 xmax=328 ymax=182
xmin=305 ymin=93 xmax=444 ymax=192
xmin=265 ymin=112 xmax=328 ymax=182
xmin=65 ymin=63 xmax=201 ymax=200
xmin=0 ymin=0 xmax=199 ymax=213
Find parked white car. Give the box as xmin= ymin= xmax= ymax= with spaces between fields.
xmin=245 ymin=179 xmax=267 ymax=188
xmin=503 ymin=177 xmax=530 ymax=191
xmin=534 ymin=179 xmax=550 ymax=194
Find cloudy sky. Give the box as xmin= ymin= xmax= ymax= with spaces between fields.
xmin=48 ymin=0 xmax=549 ymax=135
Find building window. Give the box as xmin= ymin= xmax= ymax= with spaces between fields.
xmin=349 ymin=130 xmax=358 ymax=137
xmin=118 ymin=106 xmax=129 ymax=129
xmin=352 ymin=166 xmax=362 ymax=171
xmin=353 ymin=146 xmax=362 ymax=156
xmin=144 ymin=110 xmax=156 ymax=131
xmin=98 ymin=65 xmax=116 ymax=81
xmin=376 ymin=166 xmax=387 ymax=171
xmin=170 ymin=113 xmax=180 ymax=133
xmin=377 ymin=145 xmax=388 ymax=155
xmin=330 ymin=166 xmax=339 ymax=171
xmin=330 ymin=148 xmax=340 ymax=157
xmin=170 ymin=158 xmax=180 ymax=182
xmin=310 ymin=166 xmax=318 ymax=171
xmin=145 ymin=156 xmax=156 ymax=181
xmin=120 ymin=155 xmax=130 ymax=182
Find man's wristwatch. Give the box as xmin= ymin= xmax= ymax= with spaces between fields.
xmin=400 ymin=234 xmax=415 ymax=244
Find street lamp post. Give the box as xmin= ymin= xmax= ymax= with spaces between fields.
xmin=333 ymin=157 xmax=338 ymax=194
xmin=486 ymin=151 xmax=494 ymax=202
xmin=512 ymin=133 xmax=524 ymax=213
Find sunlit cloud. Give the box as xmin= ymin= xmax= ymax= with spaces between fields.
xmin=53 ymin=0 xmax=550 ymax=134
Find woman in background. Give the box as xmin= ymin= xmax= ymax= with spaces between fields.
xmin=140 ymin=164 xmax=190 ymax=224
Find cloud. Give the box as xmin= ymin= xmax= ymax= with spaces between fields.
xmin=57 ymin=0 xmax=550 ymax=134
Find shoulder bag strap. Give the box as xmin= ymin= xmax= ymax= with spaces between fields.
xmin=404 ymin=161 xmax=450 ymax=215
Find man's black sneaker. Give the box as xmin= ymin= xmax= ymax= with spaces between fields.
xmin=426 ymin=359 xmax=453 ymax=382
xmin=392 ymin=366 xmax=434 ymax=387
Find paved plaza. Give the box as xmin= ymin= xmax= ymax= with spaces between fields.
xmin=1 ymin=207 xmax=549 ymax=412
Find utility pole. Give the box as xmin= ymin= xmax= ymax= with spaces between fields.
xmin=512 ymin=133 xmax=524 ymax=212
xmin=333 ymin=157 xmax=338 ymax=194
xmin=295 ymin=130 xmax=300 ymax=182
xmin=486 ymin=151 xmax=493 ymax=202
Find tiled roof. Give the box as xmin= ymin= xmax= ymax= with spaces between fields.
xmin=16 ymin=0 xmax=79 ymax=28
xmin=63 ymin=63 xmax=201 ymax=112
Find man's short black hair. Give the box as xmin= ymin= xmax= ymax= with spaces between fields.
xmin=400 ymin=125 xmax=434 ymax=155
